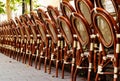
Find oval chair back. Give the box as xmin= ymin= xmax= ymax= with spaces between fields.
xmin=37 ymin=8 xmax=49 ymax=24
xmin=75 ymin=0 xmax=93 ymax=26
xmin=47 ymin=5 xmax=60 ymax=25
xmin=60 ymin=1 xmax=76 ymax=20
xmin=91 ymin=7 xmax=120 ymax=81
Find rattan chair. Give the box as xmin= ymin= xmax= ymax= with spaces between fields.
xmin=5 ymin=20 xmax=16 ymax=58
xmin=9 ymin=19 xmax=20 ymax=59
xmin=0 ymin=25 xmax=3 ymax=53
xmin=75 ymin=0 xmax=99 ymax=72
xmin=35 ymin=20 xmax=49 ymax=72
xmin=91 ymin=7 xmax=120 ymax=81
xmin=0 ymin=22 xmax=8 ymax=54
xmin=37 ymin=8 xmax=52 ymax=72
xmin=71 ymin=12 xmax=95 ymax=81
xmin=58 ymin=16 xmax=77 ymax=81
xmin=19 ymin=15 xmax=32 ymax=64
xmin=23 ymin=14 xmax=38 ymax=66
xmin=30 ymin=11 xmax=44 ymax=69
xmin=47 ymin=5 xmax=64 ymax=76
xmin=45 ymin=18 xmax=64 ymax=77
xmin=15 ymin=17 xmax=25 ymax=61
xmin=2 ymin=21 xmax=11 ymax=56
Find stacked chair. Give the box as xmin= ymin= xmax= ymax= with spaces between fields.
xmin=59 ymin=1 xmax=77 ymax=81
xmin=46 ymin=5 xmax=62 ymax=77
xmin=19 ymin=15 xmax=32 ymax=64
xmin=0 ymin=0 xmax=120 ymax=81
xmin=91 ymin=7 xmax=120 ymax=81
xmin=36 ymin=8 xmax=51 ymax=73
xmin=15 ymin=17 xmax=25 ymax=61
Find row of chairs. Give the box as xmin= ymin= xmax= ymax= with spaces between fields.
xmin=0 ymin=0 xmax=120 ymax=81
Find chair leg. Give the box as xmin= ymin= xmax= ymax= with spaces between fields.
xmin=44 ymin=57 xmax=47 ymax=73
xmin=14 ymin=51 xmax=17 ymax=59
xmin=56 ymin=60 xmax=59 ymax=77
xmin=38 ymin=57 xmax=42 ymax=70
xmin=35 ymin=55 xmax=38 ymax=69
xmin=28 ymin=54 xmax=32 ymax=65
xmin=48 ymin=59 xmax=52 ymax=74
xmin=71 ymin=64 xmax=74 ymax=81
xmin=22 ymin=52 xmax=25 ymax=63
xmin=114 ymin=77 xmax=118 ymax=81
xmin=9 ymin=50 xmax=12 ymax=58
xmin=12 ymin=51 xmax=15 ymax=59
xmin=73 ymin=68 xmax=78 ymax=81
xmin=62 ymin=63 xmax=65 ymax=79
xmin=19 ymin=52 xmax=22 ymax=62
xmin=87 ymin=69 xmax=91 ymax=81
xmin=95 ymin=73 xmax=99 ymax=81
xmin=95 ymin=60 xmax=104 ymax=81
xmin=30 ymin=55 xmax=33 ymax=66
xmin=22 ymin=48 xmax=25 ymax=63
xmin=24 ymin=53 xmax=27 ymax=64
xmin=16 ymin=52 xmax=19 ymax=61
xmin=35 ymin=49 xmax=39 ymax=69
xmin=94 ymin=51 xmax=97 ymax=72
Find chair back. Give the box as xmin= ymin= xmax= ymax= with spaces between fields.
xmin=15 ymin=17 xmax=25 ymax=39
xmin=19 ymin=15 xmax=31 ymax=40
xmin=58 ymin=16 xmax=73 ymax=45
xmin=47 ymin=5 xmax=59 ymax=24
xmin=91 ymin=8 xmax=118 ymax=47
xmin=35 ymin=20 xmax=48 ymax=45
xmin=75 ymin=0 xmax=93 ymax=26
xmin=37 ymin=8 xmax=48 ymax=24
xmin=9 ymin=19 xmax=19 ymax=38
xmin=71 ymin=12 xmax=91 ymax=46
xmin=60 ymin=1 xmax=75 ymax=20
xmin=45 ymin=19 xmax=59 ymax=44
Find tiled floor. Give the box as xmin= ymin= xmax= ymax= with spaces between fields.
xmin=0 ymin=53 xmax=86 ymax=81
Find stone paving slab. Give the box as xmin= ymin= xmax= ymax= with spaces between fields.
xmin=0 ymin=53 xmax=86 ymax=81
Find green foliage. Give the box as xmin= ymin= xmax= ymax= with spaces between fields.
xmin=0 ymin=0 xmax=39 ymax=14
xmin=10 ymin=0 xmax=22 ymax=11
xmin=26 ymin=0 xmax=30 ymax=4
xmin=0 ymin=1 xmax=5 ymax=14
xmin=33 ymin=0 xmax=40 ymax=8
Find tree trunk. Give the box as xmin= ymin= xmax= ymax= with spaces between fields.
xmin=30 ymin=0 xmax=33 ymax=11
xmin=6 ymin=0 xmax=12 ymax=20
xmin=22 ymin=0 xmax=27 ymax=14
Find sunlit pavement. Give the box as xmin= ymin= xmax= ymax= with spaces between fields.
xmin=0 ymin=53 xmax=86 ymax=81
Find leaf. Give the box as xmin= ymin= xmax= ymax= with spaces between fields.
xmin=1 ymin=4 xmax=5 ymax=7
xmin=0 ymin=1 xmax=5 ymax=14
xmin=0 ymin=8 xmax=5 ymax=14
xmin=25 ymin=0 xmax=30 ymax=3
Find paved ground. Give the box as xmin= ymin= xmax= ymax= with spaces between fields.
xmin=0 ymin=53 xmax=86 ymax=81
